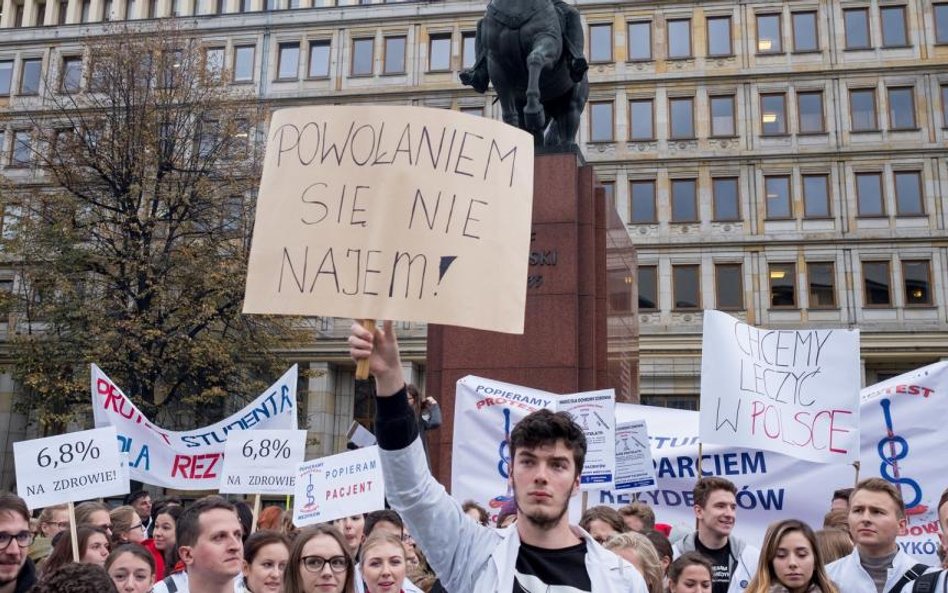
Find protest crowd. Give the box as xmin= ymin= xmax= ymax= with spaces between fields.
xmin=1 ymin=321 xmax=947 ymax=593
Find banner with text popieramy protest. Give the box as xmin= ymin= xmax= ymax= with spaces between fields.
xmin=700 ymin=310 xmax=860 ymax=463
xmin=243 ymin=105 xmax=534 ymax=334
xmin=91 ymin=364 xmax=297 ymax=489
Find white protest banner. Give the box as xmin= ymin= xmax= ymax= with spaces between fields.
xmin=559 ymin=389 xmax=616 ymax=490
xmin=91 ymin=364 xmax=297 ymax=489
xmin=293 ymin=446 xmax=384 ymax=526
xmin=14 ymin=427 xmax=127 ymax=509
xmin=220 ymin=429 xmax=306 ymax=495
xmin=450 ymin=376 xmax=557 ymax=525
xmin=243 ymin=105 xmax=535 ymax=334
xmin=614 ymin=420 xmax=657 ymax=492
xmin=700 ymin=310 xmax=860 ymax=463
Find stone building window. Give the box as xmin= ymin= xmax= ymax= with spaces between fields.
xmin=802 ymin=174 xmax=830 ymax=218
xmin=863 ymin=261 xmax=892 ymax=306
xmin=428 ymin=34 xmax=452 ymax=72
xmin=887 ymin=87 xmax=916 ymax=129
xmin=589 ymin=101 xmax=614 ymax=142
xmin=629 ymin=98 xmax=654 ymax=140
xmin=637 ymin=265 xmax=658 ymax=310
xmin=0 ymin=61 xmax=13 ymax=96
xmin=769 ymin=263 xmax=796 ymax=308
xmin=308 ymin=41 xmax=330 ymax=78
xmin=792 ymin=11 xmax=819 ymax=52
xmin=667 ymin=19 xmax=692 ymax=58
xmin=797 ymin=92 xmax=825 ymax=133
xmin=856 ymin=172 xmax=885 ymax=216
xmin=60 ymin=56 xmax=83 ymax=93
xmin=760 ymin=93 xmax=787 ymax=135
xmin=672 ymin=265 xmax=700 ymax=310
xmin=629 ymin=180 xmax=656 ymax=223
xmin=628 ymin=21 xmax=652 ymax=60
xmin=807 ymin=262 xmax=836 ymax=308
xmin=756 ymin=13 xmax=782 ymax=53
xmin=850 ymin=89 xmax=878 ymax=131
xmin=903 ymin=260 xmax=932 ymax=306
xmin=204 ymin=47 xmax=225 ymax=83
xmin=712 ymin=177 xmax=740 ymax=221
xmin=671 ymin=179 xmax=698 ymax=222
xmin=715 ymin=263 xmax=743 ymax=310
xmin=462 ymin=32 xmax=476 ymax=69
xmin=764 ymin=175 xmax=792 ymax=219
xmin=669 ymin=97 xmax=694 ymax=138
xmin=351 ymin=38 xmax=374 ymax=76
xmin=894 ymin=171 xmax=924 ymax=215
xmin=707 ymin=16 xmax=732 ymax=57
xmin=19 ymin=59 xmax=42 ymax=95
xmin=844 ymin=8 xmax=871 ymax=49
xmin=12 ymin=131 xmax=32 ymax=168
xmin=233 ymin=45 xmax=255 ymax=82
xmin=880 ymin=6 xmax=909 ymax=47
xmin=589 ymin=23 xmax=613 ymax=63
xmin=936 ymin=4 xmax=948 ymax=43
xmin=277 ymin=42 xmax=300 ymax=80
xmin=383 ymin=36 xmax=406 ymax=74
xmin=710 ymin=95 xmax=735 ymax=136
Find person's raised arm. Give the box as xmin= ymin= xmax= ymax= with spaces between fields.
xmin=348 ymin=320 xmax=405 ymax=397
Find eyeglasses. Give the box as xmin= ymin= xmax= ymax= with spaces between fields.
xmin=130 ymin=523 xmax=145 ymax=532
xmin=0 ymin=532 xmax=34 ymax=549
xmin=302 ymin=555 xmax=348 ymax=573
xmin=44 ymin=521 xmax=70 ymax=530
xmin=97 ymin=523 xmax=113 ymax=532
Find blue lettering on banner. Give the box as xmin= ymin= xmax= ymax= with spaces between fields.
xmin=654 ymin=452 xmax=768 ymax=478
xmin=180 ymin=385 xmax=293 ymax=448
xmin=625 ymin=487 xmax=785 ymax=511
xmin=899 ymin=541 xmax=939 ymax=556
xmin=473 ymin=384 xmax=552 ymax=408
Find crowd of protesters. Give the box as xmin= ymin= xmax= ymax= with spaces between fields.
xmin=0 ymin=319 xmax=945 ymax=593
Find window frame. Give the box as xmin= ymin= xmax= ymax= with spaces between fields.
xmin=769 ymin=262 xmax=798 ymax=309
xmin=666 ymin=18 xmax=693 ymax=59
xmin=203 ymin=46 xmax=226 ymax=84
xmin=637 ymin=265 xmax=658 ymax=311
xmin=712 ymin=176 xmax=741 ymax=221
xmin=797 ymin=91 xmax=826 ymax=134
xmin=893 ymin=170 xmax=925 ymax=216
xmin=756 ymin=13 xmax=783 ymax=54
xmin=760 ymin=92 xmax=788 ymax=136
xmin=307 ymin=40 xmax=331 ymax=79
xmin=844 ymin=7 xmax=872 ymax=49
xmin=60 ymin=55 xmax=83 ymax=94
xmin=714 ymin=263 xmax=744 ymax=311
xmin=383 ymin=35 xmax=407 ymax=75
xmin=879 ymin=5 xmax=910 ymax=48
xmin=887 ymin=86 xmax=917 ymax=130
xmin=629 ymin=179 xmax=657 ymax=223
xmin=791 ymin=11 xmax=820 ymax=53
xmin=588 ymin=23 xmax=614 ymax=63
xmin=807 ymin=261 xmax=837 ymax=309
xmin=862 ymin=260 xmax=893 ymax=307
xmin=764 ymin=175 xmax=793 ymax=220
xmin=802 ymin=173 xmax=832 ymax=219
xmin=0 ymin=60 xmax=14 ymax=96
xmin=706 ymin=15 xmax=733 ymax=57
xmin=672 ymin=264 xmax=701 ymax=311
xmin=11 ymin=130 xmax=33 ymax=168
xmin=628 ymin=98 xmax=655 ymax=141
xmin=941 ymin=84 xmax=948 ymax=128
xmin=276 ymin=41 xmax=301 ymax=81
xmin=627 ymin=21 xmax=653 ymax=61
xmin=350 ymin=37 xmax=375 ymax=77
xmin=670 ymin=178 xmax=699 ymax=223
xmin=427 ymin=33 xmax=452 ymax=73
xmin=19 ymin=58 xmax=43 ymax=96
xmin=668 ymin=96 xmax=696 ymax=139
xmin=588 ymin=100 xmax=615 ymax=142
xmin=849 ymin=88 xmax=879 ymax=132
xmin=232 ymin=45 xmax=256 ymax=83
xmin=936 ymin=4 xmax=948 ymax=44
xmin=709 ymin=94 xmax=736 ymax=137
xmin=902 ymin=260 xmax=933 ymax=307
xmin=855 ymin=172 xmax=886 ymax=217
xmin=461 ymin=32 xmax=476 ymax=70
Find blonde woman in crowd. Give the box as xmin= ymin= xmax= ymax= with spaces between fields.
xmin=603 ymin=532 xmax=664 ymax=593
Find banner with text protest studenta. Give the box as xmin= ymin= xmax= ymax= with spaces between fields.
xmin=91 ymin=364 xmax=297 ymax=489
xmin=700 ymin=310 xmax=860 ymax=463
xmin=243 ymin=105 xmax=535 ymax=334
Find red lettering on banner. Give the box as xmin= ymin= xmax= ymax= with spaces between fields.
xmin=96 ymin=377 xmax=172 ymax=445
xmin=749 ymin=400 xmax=851 ymax=455
xmin=325 ymin=481 xmax=373 ymax=499
xmin=170 ymin=453 xmax=222 ymax=479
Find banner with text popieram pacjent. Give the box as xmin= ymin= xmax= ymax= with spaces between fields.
xmin=91 ymin=364 xmax=297 ymax=489
xmin=700 ymin=310 xmax=860 ymax=463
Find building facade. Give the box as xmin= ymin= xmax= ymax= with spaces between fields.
xmin=1 ymin=0 xmax=947 ymax=486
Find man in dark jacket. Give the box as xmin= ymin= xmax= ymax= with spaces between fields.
xmin=0 ymin=493 xmax=38 ymax=593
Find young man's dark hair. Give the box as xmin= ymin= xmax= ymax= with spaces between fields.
xmin=619 ymin=501 xmax=656 ymax=531
xmin=123 ymin=490 xmax=149 ymax=507
xmin=643 ymin=529 xmax=674 ymax=565
xmin=176 ymin=496 xmax=237 ymax=548
xmin=693 ymin=476 xmax=737 ymax=508
xmin=234 ymin=500 xmax=253 ymax=542
xmin=461 ymin=500 xmax=489 ymax=526
xmin=30 ymin=562 xmax=118 ymax=593
xmin=364 ymin=509 xmax=404 ymax=538
xmin=509 ymin=408 xmax=587 ymax=474
xmin=833 ymin=488 xmax=854 ymax=503
xmin=0 ymin=493 xmax=29 ymax=523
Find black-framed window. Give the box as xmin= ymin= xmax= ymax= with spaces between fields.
xmin=19 ymin=58 xmax=42 ymax=95
xmin=462 ymin=32 xmax=476 ymax=69
xmin=760 ymin=93 xmax=787 ymax=135
xmin=765 ymin=175 xmax=792 ymax=219
xmin=894 ymin=171 xmax=924 ymax=215
xmin=629 ymin=99 xmax=653 ymax=140
xmin=60 ymin=56 xmax=83 ymax=93
xmin=856 ymin=172 xmax=885 ymax=216
xmin=0 ymin=61 xmax=13 ymax=96
xmin=671 ymin=179 xmax=698 ymax=222
xmin=769 ymin=263 xmax=796 ymax=308
xmin=903 ymin=260 xmax=932 ymax=306
xmin=667 ymin=19 xmax=692 ymax=58
xmin=233 ymin=45 xmax=255 ymax=82
xmin=936 ymin=4 xmax=948 ymax=43
xmin=880 ymin=6 xmax=908 ymax=47
xmin=204 ymin=47 xmax=225 ymax=83
xmin=798 ymin=91 xmax=825 ymax=133
xmin=638 ymin=265 xmax=658 ymax=310
xmin=807 ymin=262 xmax=836 ymax=308
xmin=308 ymin=41 xmax=331 ymax=78
xmin=629 ymin=180 xmax=656 ymax=223
xmin=351 ymin=38 xmax=374 ymax=76
xmin=707 ymin=16 xmax=732 ymax=56
xmin=850 ymin=89 xmax=878 ymax=131
xmin=589 ymin=23 xmax=613 ymax=63
xmin=384 ymin=36 xmax=407 ymax=74
xmin=277 ymin=42 xmax=300 ymax=80
xmin=429 ymin=34 xmax=452 ymax=72
xmin=589 ymin=101 xmax=614 ymax=142
xmin=863 ymin=261 xmax=892 ymax=306
xmin=712 ymin=177 xmax=740 ymax=221
xmin=672 ymin=265 xmax=700 ymax=309
xmin=715 ymin=263 xmax=743 ymax=310
xmin=12 ymin=131 xmax=32 ymax=167
xmin=628 ymin=21 xmax=652 ymax=60
xmin=792 ymin=11 xmax=819 ymax=52
xmin=669 ymin=97 xmax=694 ymax=138
xmin=887 ymin=87 xmax=916 ymax=129
xmin=710 ymin=95 xmax=735 ymax=137
xmin=802 ymin=174 xmax=830 ymax=218
xmin=757 ymin=13 xmax=782 ymax=53
xmin=845 ymin=8 xmax=871 ymax=49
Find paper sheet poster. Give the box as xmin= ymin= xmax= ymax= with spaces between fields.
xmin=243 ymin=105 xmax=535 ymax=334
xmin=614 ymin=420 xmax=657 ymax=492
xmin=699 ymin=310 xmax=860 ymax=463
xmin=293 ymin=446 xmax=384 ymax=526
xmin=559 ymin=389 xmax=616 ymax=489
xmin=91 ymin=364 xmax=297 ymax=489
xmin=219 ymin=429 xmax=307 ymax=495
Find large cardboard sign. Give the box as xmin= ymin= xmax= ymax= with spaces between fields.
xmin=14 ymin=427 xmax=127 ymax=509
xmin=293 ymin=446 xmax=384 ymax=526
xmin=243 ymin=106 xmax=535 ymax=334
xmin=91 ymin=364 xmax=297 ymax=489
xmin=219 ymin=429 xmax=307 ymax=495
xmin=700 ymin=310 xmax=860 ymax=463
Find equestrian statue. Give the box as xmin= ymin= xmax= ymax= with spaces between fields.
xmin=460 ymin=0 xmax=589 ymax=150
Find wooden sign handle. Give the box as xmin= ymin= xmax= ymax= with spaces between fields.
xmin=355 ymin=319 xmax=376 ymax=380
xmin=251 ymin=493 xmax=261 ymax=535
xmin=68 ymin=501 xmax=79 ymax=562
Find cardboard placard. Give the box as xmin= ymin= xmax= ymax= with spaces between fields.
xmin=219 ymin=429 xmax=307 ymax=495
xmin=292 ymin=446 xmax=384 ymax=526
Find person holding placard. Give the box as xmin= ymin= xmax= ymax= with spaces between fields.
xmin=0 ymin=493 xmax=37 ymax=593
xmin=826 ymin=479 xmax=937 ymax=593
xmin=673 ymin=477 xmax=760 ymax=593
xmin=242 ymin=530 xmax=289 ymax=593
xmin=744 ymin=520 xmax=839 ymax=593
xmin=348 ymin=321 xmax=648 ymax=593
xmin=106 ymin=543 xmax=156 ymax=593
xmin=284 ymin=524 xmax=355 ymax=593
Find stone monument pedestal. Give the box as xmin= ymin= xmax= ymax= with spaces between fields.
xmin=425 ymin=153 xmax=638 ymax=487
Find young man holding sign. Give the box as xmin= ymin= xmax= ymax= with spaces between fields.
xmin=349 ymin=321 xmax=647 ymax=593
xmin=0 ymin=494 xmax=37 ymax=593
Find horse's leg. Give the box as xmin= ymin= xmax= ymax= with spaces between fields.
xmin=523 ymin=35 xmax=558 ymax=132
xmin=552 ymin=78 xmax=588 ymax=147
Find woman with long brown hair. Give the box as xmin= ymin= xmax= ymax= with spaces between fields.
xmin=745 ymin=520 xmax=839 ymax=593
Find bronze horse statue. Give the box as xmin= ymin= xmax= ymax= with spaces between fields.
xmin=460 ymin=0 xmax=589 ymax=150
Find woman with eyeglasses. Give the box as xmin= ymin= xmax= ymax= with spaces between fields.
xmin=284 ymin=524 xmax=355 ymax=593
xmin=360 ymin=532 xmax=407 ymax=593
xmin=110 ymin=506 xmax=147 ymax=546
xmin=42 ymin=526 xmax=111 ymax=576
xmin=242 ymin=530 xmax=290 ymax=593
xmin=29 ymin=503 xmax=68 ymax=563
